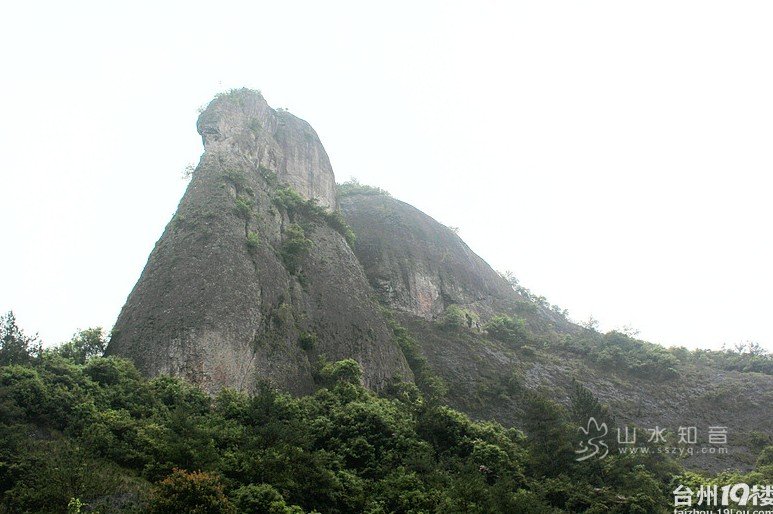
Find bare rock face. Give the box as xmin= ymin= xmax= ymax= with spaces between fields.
xmin=339 ymin=194 xmax=510 ymax=319
xmin=105 ymin=90 xmax=771 ymax=473
xmin=107 ymin=89 xmax=411 ymax=394
xmin=196 ymin=89 xmax=337 ymax=209
xmin=339 ymin=192 xmax=575 ymax=333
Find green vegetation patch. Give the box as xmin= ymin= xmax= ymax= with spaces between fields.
xmin=222 ymin=168 xmax=247 ymax=190
xmin=337 ymin=178 xmax=391 ymax=198
xmin=484 ymin=315 xmax=531 ymax=348
xmin=383 ymin=309 xmax=448 ymax=402
xmin=559 ymin=330 xmax=680 ymax=380
xmin=1 ymin=313 xmax=772 ymax=513
xmin=280 ymin=223 xmax=312 ymax=275
xmin=245 ymin=231 xmax=260 ymax=250
xmin=437 ymin=304 xmax=479 ymax=331
xmin=234 ymin=195 xmax=253 ymax=220
xmin=273 ymin=186 xmax=356 ymax=247
xmin=298 ymin=331 xmax=317 ymax=351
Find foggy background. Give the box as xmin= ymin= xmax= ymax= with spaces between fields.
xmin=1 ymin=1 xmax=771 ymax=351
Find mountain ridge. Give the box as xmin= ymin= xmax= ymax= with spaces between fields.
xmin=107 ymin=89 xmax=412 ymax=393
xmin=106 ymin=89 xmax=772 ymax=472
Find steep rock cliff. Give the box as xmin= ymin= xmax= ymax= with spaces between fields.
xmin=106 ymin=90 xmax=771 ymax=472
xmin=107 ymin=89 xmax=411 ymax=393
xmin=196 ymin=89 xmax=337 ymax=209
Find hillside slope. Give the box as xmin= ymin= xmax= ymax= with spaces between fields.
xmin=340 ymin=189 xmax=773 ymax=472
xmin=106 ymin=89 xmax=771 ymax=473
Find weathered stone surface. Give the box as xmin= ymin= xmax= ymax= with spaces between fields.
xmin=196 ymin=89 xmax=337 ymax=209
xmin=340 ymin=192 xmax=575 ymax=334
xmin=107 ymin=90 xmax=411 ymax=394
xmin=340 ymin=194 xmax=511 ymax=319
xmin=106 ymin=89 xmax=771 ymax=473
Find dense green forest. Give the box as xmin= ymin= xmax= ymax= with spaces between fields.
xmin=1 ymin=312 xmax=771 ymax=513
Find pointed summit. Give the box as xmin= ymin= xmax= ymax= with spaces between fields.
xmin=107 ymin=90 xmax=411 ymax=393
xmin=197 ymin=88 xmax=337 ymax=208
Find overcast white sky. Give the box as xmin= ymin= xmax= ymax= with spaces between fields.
xmin=1 ymin=1 xmax=771 ymax=351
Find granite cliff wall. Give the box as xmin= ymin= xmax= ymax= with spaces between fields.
xmin=107 ymin=89 xmax=411 ymax=393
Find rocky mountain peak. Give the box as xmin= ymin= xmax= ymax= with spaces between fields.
xmin=107 ymin=90 xmax=411 ymax=394
xmin=103 ymin=90 xmax=772 ymax=474
xmin=196 ymin=88 xmax=337 ymax=208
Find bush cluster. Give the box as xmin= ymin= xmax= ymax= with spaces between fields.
xmin=2 ymin=316 xmax=771 ymax=513
xmin=437 ymin=305 xmax=479 ymax=331
xmin=273 ymin=186 xmax=356 ymax=247
xmin=280 ymin=224 xmax=312 ymax=275
xmin=559 ymin=330 xmax=680 ymax=380
xmin=484 ymin=315 xmax=531 ymax=348
xmin=678 ymin=343 xmax=773 ymax=375
xmin=336 ymin=179 xmax=391 ymax=199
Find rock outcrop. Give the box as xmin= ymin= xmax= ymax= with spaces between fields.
xmin=196 ymin=89 xmax=337 ymax=209
xmin=339 ymin=190 xmax=772 ymax=472
xmin=106 ymin=89 xmax=772 ymax=472
xmin=107 ymin=89 xmax=411 ymax=394
xmin=340 ymin=194 xmax=512 ymax=319
xmin=340 ymin=192 xmax=576 ymax=334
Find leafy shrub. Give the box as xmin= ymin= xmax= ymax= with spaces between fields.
xmin=325 ymin=210 xmax=356 ymax=246
xmin=149 ymin=469 xmax=235 ymax=514
xmin=384 ymin=311 xmax=447 ymax=401
xmin=599 ymin=332 xmax=679 ymax=379
xmin=231 ymin=484 xmax=302 ymax=513
xmin=273 ymin=186 xmax=306 ymax=212
xmin=281 ymin=224 xmax=312 ymax=274
xmin=298 ymin=331 xmax=317 ymax=351
xmin=222 ymin=168 xmax=247 ymax=190
xmin=0 ymin=311 xmax=41 ymax=366
xmin=258 ymin=165 xmax=278 ymax=187
xmin=246 ymin=231 xmax=260 ymax=250
xmin=0 ymin=364 xmax=48 ymax=420
xmin=234 ymin=196 xmax=253 ymax=220
xmin=757 ymin=445 xmax=773 ymax=467
xmin=686 ymin=343 xmax=773 ymax=375
xmin=568 ymin=379 xmax=614 ymax=428
xmin=560 ymin=331 xmax=680 ymax=380
xmin=84 ymin=356 xmax=143 ymax=387
xmin=438 ymin=305 xmax=479 ymax=331
xmin=336 ymin=178 xmax=391 ymax=198
xmin=273 ymin=186 xmax=356 ymax=246
xmin=52 ymin=328 xmax=106 ymax=364
xmin=520 ymin=392 xmax=575 ymax=476
xmin=484 ymin=315 xmax=530 ymax=347
xmin=319 ymin=358 xmax=362 ymax=385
